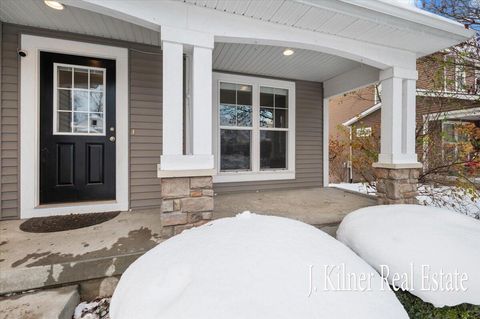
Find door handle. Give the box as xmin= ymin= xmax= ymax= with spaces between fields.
xmin=109 ymin=136 xmax=116 ymax=142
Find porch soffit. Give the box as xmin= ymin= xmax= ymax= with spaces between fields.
xmin=0 ymin=0 xmax=161 ymax=46
xmin=212 ymin=42 xmax=361 ymax=82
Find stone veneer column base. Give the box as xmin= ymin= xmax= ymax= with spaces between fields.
xmin=375 ymin=168 xmax=420 ymax=205
xmin=160 ymin=176 xmax=213 ymax=238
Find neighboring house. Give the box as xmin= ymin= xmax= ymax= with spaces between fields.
xmin=0 ymin=0 xmax=474 ymax=228
xmin=330 ymin=51 xmax=480 ymax=182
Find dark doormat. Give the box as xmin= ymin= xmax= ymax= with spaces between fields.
xmin=19 ymin=211 xmax=120 ymax=233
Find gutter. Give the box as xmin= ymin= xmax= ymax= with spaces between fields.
xmin=342 ymin=102 xmax=382 ymax=127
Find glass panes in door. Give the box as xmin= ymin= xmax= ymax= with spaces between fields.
xmin=55 ymin=64 xmax=106 ymax=135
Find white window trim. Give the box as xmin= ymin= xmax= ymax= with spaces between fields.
xmin=53 ymin=63 xmax=107 ymax=136
xmin=20 ymin=35 xmax=129 ymax=219
xmin=212 ymin=72 xmax=296 ymax=183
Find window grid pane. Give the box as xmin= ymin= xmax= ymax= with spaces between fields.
xmin=220 ymin=82 xmax=252 ymax=128
xmin=220 ymin=129 xmax=252 ymax=171
xmin=55 ymin=64 xmax=105 ymax=135
xmin=260 ymin=86 xmax=288 ymax=128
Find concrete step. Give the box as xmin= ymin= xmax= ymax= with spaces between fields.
xmin=0 ymin=285 xmax=79 ymax=319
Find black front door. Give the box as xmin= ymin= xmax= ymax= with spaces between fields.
xmin=40 ymin=52 xmax=116 ymax=204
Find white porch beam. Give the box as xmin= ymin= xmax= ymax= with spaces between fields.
xmin=76 ymin=0 xmax=417 ymax=70
xmin=374 ymin=67 xmax=422 ymax=168
xmin=323 ymin=65 xmax=380 ymax=98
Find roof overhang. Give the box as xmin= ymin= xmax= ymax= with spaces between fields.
xmin=65 ymin=0 xmax=474 ymax=64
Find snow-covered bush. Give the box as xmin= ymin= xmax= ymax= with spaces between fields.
xmin=111 ymin=212 xmax=408 ymax=319
xmin=337 ymin=205 xmax=480 ymax=307
xmin=417 ymin=184 xmax=480 ymax=219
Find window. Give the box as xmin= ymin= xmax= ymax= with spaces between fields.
xmin=54 ymin=63 xmax=106 ymax=135
xmin=442 ymin=121 xmax=470 ymax=161
xmin=219 ymin=83 xmax=253 ymax=171
xmin=260 ymin=87 xmax=288 ymax=169
xmin=214 ymin=73 xmax=295 ymax=182
xmin=356 ymin=127 xmax=372 ymax=137
xmin=444 ymin=54 xmax=466 ymax=93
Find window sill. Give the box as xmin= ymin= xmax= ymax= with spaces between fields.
xmin=213 ymin=171 xmax=295 ymax=183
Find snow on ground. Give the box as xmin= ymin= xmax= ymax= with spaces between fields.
xmin=73 ymin=298 xmax=110 ymax=319
xmin=111 ymin=212 xmax=408 ymax=319
xmin=329 ymin=182 xmax=376 ymax=196
xmin=417 ymin=185 xmax=480 ymax=218
xmin=330 ymin=183 xmax=480 ymax=217
xmin=337 ymin=205 xmax=480 ymax=307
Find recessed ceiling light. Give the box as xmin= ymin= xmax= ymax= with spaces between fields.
xmin=283 ymin=49 xmax=294 ymax=56
xmin=44 ymin=0 xmax=64 ymax=10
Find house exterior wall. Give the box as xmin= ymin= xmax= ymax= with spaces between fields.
xmin=0 ymin=23 xmax=327 ymax=218
xmin=0 ymin=24 xmax=163 ymax=219
xmin=329 ymin=86 xmax=375 ymax=140
xmin=214 ymin=80 xmax=324 ymax=193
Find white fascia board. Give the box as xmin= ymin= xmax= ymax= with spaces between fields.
xmin=72 ymin=0 xmax=417 ymax=69
xmin=343 ymin=103 xmax=382 ymax=126
xmin=324 ymin=65 xmax=380 ymax=98
xmin=298 ymin=0 xmax=475 ymax=41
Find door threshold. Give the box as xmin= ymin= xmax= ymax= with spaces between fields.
xmin=37 ymin=200 xmax=117 ymax=209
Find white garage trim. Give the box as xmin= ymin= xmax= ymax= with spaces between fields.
xmin=20 ymin=34 xmax=129 ymax=218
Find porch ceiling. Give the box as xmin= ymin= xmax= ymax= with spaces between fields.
xmin=213 ymin=42 xmax=361 ymax=82
xmin=183 ymin=0 xmax=474 ymax=57
xmin=0 ymin=0 xmax=161 ymax=46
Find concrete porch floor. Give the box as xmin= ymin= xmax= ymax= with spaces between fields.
xmin=214 ymin=187 xmax=376 ymax=228
xmin=0 ymin=187 xmax=375 ymax=295
xmin=0 ymin=210 xmax=164 ymax=295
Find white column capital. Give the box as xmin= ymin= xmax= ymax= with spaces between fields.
xmin=161 ymin=25 xmax=214 ymax=49
xmin=379 ymin=66 xmax=418 ymax=81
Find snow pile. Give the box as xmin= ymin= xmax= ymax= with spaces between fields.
xmin=74 ymin=298 xmax=110 ymax=319
xmin=111 ymin=212 xmax=408 ymax=319
xmin=337 ymin=205 xmax=480 ymax=307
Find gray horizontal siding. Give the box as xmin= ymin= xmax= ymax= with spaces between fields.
xmin=0 ymin=23 xmax=163 ymax=219
xmin=1 ymin=23 xmax=20 ymax=219
xmin=129 ymin=49 xmax=162 ymax=209
xmin=214 ymin=80 xmax=324 ymax=193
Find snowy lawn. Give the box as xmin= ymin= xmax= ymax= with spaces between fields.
xmin=337 ymin=205 xmax=480 ymax=307
xmin=110 ymin=212 xmax=408 ymax=319
xmin=330 ymin=183 xmax=480 ymax=218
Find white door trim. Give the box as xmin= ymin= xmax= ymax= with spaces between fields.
xmin=20 ymin=34 xmax=129 ymax=219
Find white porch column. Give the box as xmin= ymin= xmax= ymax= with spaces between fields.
xmin=374 ymin=67 xmax=421 ymax=205
xmin=374 ymin=67 xmax=421 ymax=168
xmin=158 ymin=26 xmax=215 ymax=176
xmin=161 ymin=41 xmax=184 ymax=158
xmin=192 ymin=46 xmax=213 ymax=157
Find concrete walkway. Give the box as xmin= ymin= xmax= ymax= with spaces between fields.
xmin=0 ymin=211 xmax=163 ymax=295
xmin=0 ymin=187 xmax=375 ymax=295
xmin=0 ymin=285 xmax=79 ymax=319
xmin=214 ymin=187 xmax=376 ymax=227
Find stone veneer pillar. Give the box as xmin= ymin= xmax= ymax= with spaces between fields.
xmin=375 ymin=168 xmax=420 ymax=204
xmin=160 ymin=176 xmax=214 ymax=238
